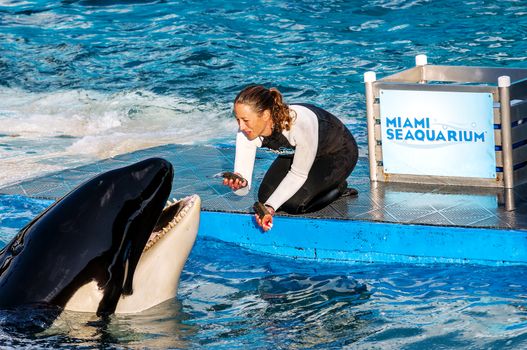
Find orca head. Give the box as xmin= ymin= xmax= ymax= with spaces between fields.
xmin=0 ymin=157 xmax=175 ymax=315
xmin=115 ymin=193 xmax=201 ymax=313
xmin=63 ymin=192 xmax=202 ymax=314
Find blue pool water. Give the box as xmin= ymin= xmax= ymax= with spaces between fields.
xmin=2 ymin=0 xmax=527 ymax=348
xmin=2 ymin=194 xmax=527 ymax=348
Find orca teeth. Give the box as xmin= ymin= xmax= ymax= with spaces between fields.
xmin=144 ymin=194 xmax=197 ymax=252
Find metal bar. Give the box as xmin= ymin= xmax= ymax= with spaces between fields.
xmin=499 ymin=76 xmax=515 ymax=194
xmin=422 ymin=65 xmax=527 ymax=84
xmin=493 ymin=107 xmax=500 ymax=125
xmin=375 ymin=82 xmax=495 ymax=94
xmin=495 ymin=150 xmax=503 ymax=167
xmin=364 ymin=71 xmax=378 ymax=182
xmin=510 ymin=99 xmax=527 ymax=124
xmin=380 ymin=67 xmax=422 ymax=83
xmin=511 ymin=122 xmax=527 ymax=145
xmin=504 ymin=188 xmax=516 ymax=212
xmin=509 ymin=78 xmax=527 ymax=99
xmin=495 ymin=130 xmax=502 ymax=147
xmin=513 ymin=164 xmax=527 ymax=186
xmin=377 ymin=173 xmax=502 ymax=187
xmin=512 ymin=144 xmax=527 ymax=166
xmin=416 ymin=54 xmax=428 ymax=84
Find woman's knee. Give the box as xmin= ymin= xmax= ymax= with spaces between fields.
xmin=279 ymin=200 xmax=305 ymax=214
xmin=278 ymin=189 xmax=311 ymax=214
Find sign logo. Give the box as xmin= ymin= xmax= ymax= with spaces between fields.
xmin=380 ymin=90 xmax=495 ymax=179
xmin=384 ymin=117 xmax=486 ymax=143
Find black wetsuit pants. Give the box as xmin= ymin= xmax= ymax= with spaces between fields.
xmin=258 ymin=148 xmax=358 ymax=214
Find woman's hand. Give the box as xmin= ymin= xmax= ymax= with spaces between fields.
xmin=222 ymin=172 xmax=247 ymax=191
xmin=254 ymin=204 xmax=275 ymax=231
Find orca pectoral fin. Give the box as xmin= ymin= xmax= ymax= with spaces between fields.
xmin=96 ymin=261 xmax=126 ymax=316
xmin=96 ymin=283 xmax=123 ymax=316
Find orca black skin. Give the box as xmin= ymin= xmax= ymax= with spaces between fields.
xmin=0 ymin=157 xmax=173 ymax=316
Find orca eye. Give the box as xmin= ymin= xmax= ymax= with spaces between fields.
xmin=10 ymin=239 xmax=23 ymax=256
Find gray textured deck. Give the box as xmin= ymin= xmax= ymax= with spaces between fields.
xmin=1 ymin=143 xmax=527 ymax=230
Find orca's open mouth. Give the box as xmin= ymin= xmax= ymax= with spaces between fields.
xmin=144 ymin=194 xmax=199 ymax=251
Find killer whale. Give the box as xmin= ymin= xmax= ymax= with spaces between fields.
xmin=0 ymin=157 xmax=200 ymax=316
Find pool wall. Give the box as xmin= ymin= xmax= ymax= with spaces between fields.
xmin=201 ymin=210 xmax=527 ymax=266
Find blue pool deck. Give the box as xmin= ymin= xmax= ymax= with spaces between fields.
xmin=2 ymin=144 xmax=527 ymax=266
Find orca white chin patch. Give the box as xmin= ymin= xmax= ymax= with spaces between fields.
xmin=64 ymin=194 xmax=201 ymax=314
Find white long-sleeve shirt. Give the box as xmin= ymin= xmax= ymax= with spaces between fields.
xmin=233 ymin=104 xmax=319 ymax=210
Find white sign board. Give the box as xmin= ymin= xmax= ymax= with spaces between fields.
xmin=380 ymin=89 xmax=496 ymax=178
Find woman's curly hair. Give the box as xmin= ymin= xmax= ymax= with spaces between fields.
xmin=234 ymin=85 xmax=295 ymax=131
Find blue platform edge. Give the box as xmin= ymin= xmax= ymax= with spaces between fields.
xmin=200 ymin=211 xmax=527 ymax=266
